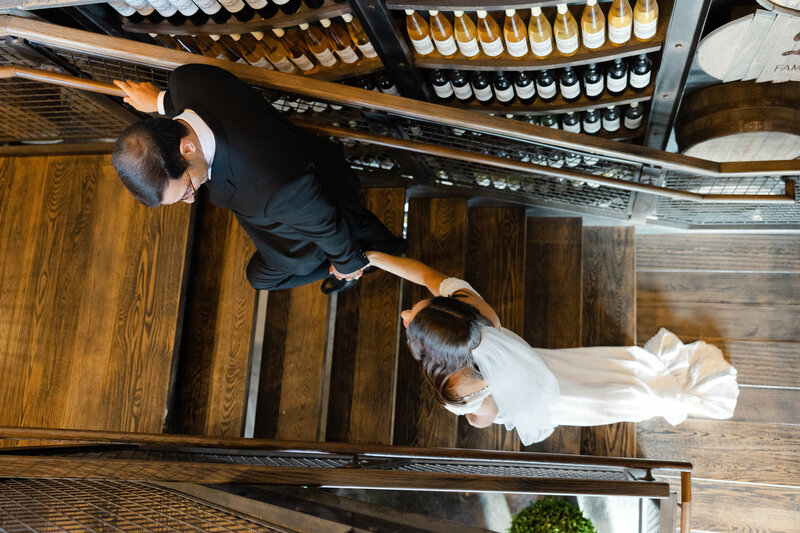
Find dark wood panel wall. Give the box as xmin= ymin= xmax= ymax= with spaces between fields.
xmin=0 ymin=155 xmax=192 ymax=443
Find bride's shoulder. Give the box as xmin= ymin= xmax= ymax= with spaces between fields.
xmin=439 ymin=279 xmax=502 ymax=329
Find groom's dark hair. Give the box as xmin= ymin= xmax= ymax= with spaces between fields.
xmin=406 ymin=296 xmax=491 ymax=405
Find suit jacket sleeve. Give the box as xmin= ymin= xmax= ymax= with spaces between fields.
xmin=267 ymin=173 xmax=368 ymax=274
xmin=162 ymin=64 xmax=244 ymax=117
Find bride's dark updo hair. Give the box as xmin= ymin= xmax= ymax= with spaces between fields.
xmin=405 ymin=296 xmax=492 ymax=405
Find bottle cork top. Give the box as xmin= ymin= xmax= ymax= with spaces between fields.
xmin=505 ymin=114 xmax=514 ymax=119
xmin=531 ymin=7 xmax=542 ymax=16
xmin=566 ymin=111 xmax=574 ymax=115
xmin=299 ymin=22 xmax=309 ymax=30
xmin=587 ymin=0 xmax=597 ymax=5
xmin=630 ymin=102 xmax=639 ymax=108
xmin=404 ymin=9 xmax=414 ymax=15
xmin=429 ymin=9 xmax=438 ymax=15
xmin=251 ymin=31 xmax=264 ymax=40
xmin=476 ymin=10 xmax=488 ymax=17
xmin=320 ymin=18 xmax=331 ymax=27
xmin=557 ymin=4 xmax=568 ymax=14
xmin=342 ymin=13 xmax=352 ymax=22
xmin=148 ymin=33 xmax=158 ymax=38
xmin=505 ymin=8 xmax=515 ymax=16
xmin=607 ymin=105 xmax=616 ymax=109
xmin=232 ymin=34 xmax=243 ymax=40
xmin=272 ymin=28 xmax=285 ymax=37
xmin=209 ymin=34 xmax=221 ymax=40
xmin=453 ymin=10 xmax=463 ymax=16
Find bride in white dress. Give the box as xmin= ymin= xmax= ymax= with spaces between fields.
xmin=363 ymin=251 xmax=740 ymax=445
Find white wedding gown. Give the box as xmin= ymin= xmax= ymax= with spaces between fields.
xmin=439 ymin=278 xmax=740 ymax=445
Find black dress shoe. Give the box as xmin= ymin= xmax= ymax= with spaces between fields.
xmin=321 ymin=276 xmax=359 ymax=294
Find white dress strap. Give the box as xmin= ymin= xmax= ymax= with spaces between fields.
xmin=439 ymin=277 xmax=481 ymax=298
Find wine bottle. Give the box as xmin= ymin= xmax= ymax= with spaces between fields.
xmin=191 ymin=0 xmax=231 ymax=22
xmin=272 ymin=0 xmax=300 ymax=15
xmin=453 ymin=11 xmax=480 ymax=59
xmin=493 ymin=71 xmax=515 ymax=106
xmin=539 ymin=114 xmax=559 ymax=129
xmin=429 ymin=10 xmax=457 ymax=58
xmin=123 ymin=0 xmax=166 ymax=22
xmin=562 ymin=111 xmax=581 ymax=133
xmin=342 ymin=14 xmax=378 ymax=59
xmin=272 ymin=28 xmax=318 ymax=73
xmin=219 ymin=0 xmax=256 ymax=21
xmin=582 ymin=63 xmax=604 ymax=100
xmin=451 ymin=70 xmax=474 ymax=103
xmin=355 ymin=75 xmax=377 ymax=91
xmin=219 ymin=34 xmax=249 ymax=64
xmin=255 ymin=31 xmax=298 ymax=73
xmin=375 ymin=71 xmax=399 ymax=95
xmin=108 ymin=0 xmax=136 ymax=18
xmin=559 ymin=66 xmax=580 ymax=102
xmin=528 ymin=7 xmax=553 ymax=58
xmin=471 ymin=71 xmax=494 ymax=105
xmin=629 ymin=53 xmax=652 ymax=92
xmin=146 ymin=0 xmax=179 ymax=19
xmin=230 ymin=33 xmax=274 ymax=69
xmin=602 ymin=105 xmax=621 ymax=132
xmin=476 ymin=10 xmax=504 ymax=58
xmin=304 ymin=0 xmax=323 ymax=8
xmin=554 ymin=4 xmax=579 ymax=56
xmin=194 ymin=34 xmax=232 ymax=60
xmin=405 ymin=9 xmax=434 ymax=56
xmin=170 ymin=34 xmax=201 ymax=53
xmin=430 ymin=69 xmax=454 ymax=102
xmin=321 ymin=18 xmax=359 ymax=64
xmin=535 ymin=69 xmax=557 ymax=102
xmin=165 ymin=0 xmax=199 ymax=19
xmin=299 ymin=22 xmax=338 ymax=68
xmin=514 ymin=71 xmax=536 ymax=105
xmin=624 ymin=102 xmax=643 ymax=129
xmin=503 ymin=9 xmax=528 ymax=59
xmin=608 ymin=0 xmax=633 ymax=46
xmin=581 ymin=0 xmax=606 ymax=50
xmin=606 ymin=58 xmax=628 ymax=96
xmin=633 ymin=0 xmax=658 ymax=41
xmin=582 ymin=108 xmax=601 ymax=134
xmin=243 ymin=0 xmax=277 ymax=19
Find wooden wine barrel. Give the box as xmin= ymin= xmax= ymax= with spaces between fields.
xmin=675 ymin=81 xmax=800 ymax=162
xmin=757 ymin=0 xmax=800 ymax=16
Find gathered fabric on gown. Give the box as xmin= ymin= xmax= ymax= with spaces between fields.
xmin=438 ymin=278 xmax=740 ymax=445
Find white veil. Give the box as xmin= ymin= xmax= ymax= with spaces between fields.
xmin=472 ymin=326 xmax=561 ymax=445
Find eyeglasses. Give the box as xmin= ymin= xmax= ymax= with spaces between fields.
xmin=178 ymin=169 xmax=198 ymax=203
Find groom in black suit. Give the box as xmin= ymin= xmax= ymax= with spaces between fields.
xmin=112 ymin=64 xmax=405 ymax=293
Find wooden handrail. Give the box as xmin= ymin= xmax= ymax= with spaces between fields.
xmin=2 ymin=14 xmax=799 ymax=179
xmin=1 ymin=64 xmax=794 ymax=204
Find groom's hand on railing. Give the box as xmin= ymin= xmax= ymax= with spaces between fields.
xmin=113 ymin=79 xmax=160 ymax=113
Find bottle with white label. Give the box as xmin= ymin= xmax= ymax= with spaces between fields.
xmin=272 ymin=28 xmax=318 ymax=73
xmin=230 ymin=33 xmax=274 ymax=69
xmin=554 ymin=4 xmax=579 ymax=57
xmin=431 ymin=69 xmax=454 ymax=102
xmin=629 ymin=53 xmax=652 ymax=92
xmin=583 ymin=108 xmax=601 ymax=134
xmin=320 ymin=18 xmax=360 ymax=64
xmin=190 ymin=0 xmax=231 ymax=23
xmin=559 ymin=66 xmax=581 ymax=102
xmin=472 ymin=71 xmax=494 ymax=105
xmin=540 ymin=114 xmax=559 ymax=129
xmin=406 ymin=9 xmax=434 ymax=56
xmin=624 ymin=102 xmax=643 ymax=129
xmin=493 ymin=71 xmax=515 ymax=106
xmin=562 ymin=111 xmax=581 ymax=133
xmin=299 ymin=23 xmax=338 ymax=68
xmin=195 ymin=34 xmax=232 ymax=60
xmin=429 ymin=10 xmax=458 ymax=58
xmin=256 ymin=31 xmax=298 ymax=73
xmin=514 ymin=71 xmax=536 ymax=105
xmin=528 ymin=7 xmax=553 ymax=58
xmin=503 ymin=9 xmax=529 ymax=59
xmin=273 ymin=0 xmax=300 ymax=15
xmin=535 ymin=69 xmax=557 ymax=102
xmin=608 ymin=0 xmax=633 ymax=46
xmin=634 ymin=0 xmax=658 ymax=41
xmin=476 ymin=10 xmax=504 ymax=57
xmin=245 ymin=0 xmax=277 ymax=20
xmin=453 ymin=11 xmax=480 ymax=58
xmin=602 ymin=105 xmax=621 ymax=132
xmin=451 ymin=69 xmax=474 ymax=103
xmin=342 ymin=14 xmax=378 ymax=59
xmin=218 ymin=0 xmax=255 ymax=21
xmin=582 ymin=63 xmax=604 ymax=100
xmin=209 ymin=34 xmax=241 ymax=61
xmin=376 ymin=71 xmax=401 ymax=96
xmin=606 ymin=58 xmax=628 ymax=95
xmin=581 ymin=0 xmax=606 ymax=50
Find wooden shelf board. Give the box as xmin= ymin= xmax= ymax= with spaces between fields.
xmin=123 ymin=0 xmax=350 ymax=35
xmin=446 ymin=85 xmax=653 ymax=115
xmin=310 ymin=58 xmax=383 ymax=81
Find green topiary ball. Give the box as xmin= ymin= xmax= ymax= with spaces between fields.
xmin=509 ymin=498 xmax=597 ymax=533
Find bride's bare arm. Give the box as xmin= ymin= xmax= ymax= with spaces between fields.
xmin=365 ymin=251 xmax=448 ymax=295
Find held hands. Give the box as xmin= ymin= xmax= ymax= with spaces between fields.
xmin=113 ymin=79 xmax=161 ymax=113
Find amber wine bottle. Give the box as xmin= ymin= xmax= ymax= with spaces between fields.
xmin=193 ymin=34 xmax=230 ymax=60
xmin=272 ymin=28 xmax=318 ymax=73
xmin=503 ymin=9 xmax=528 ymax=59
xmin=553 ymin=4 xmax=579 ymax=57
xmin=230 ymin=33 xmax=274 ymax=69
xmin=255 ymin=31 xmax=298 ymax=73
xmin=299 ymin=22 xmax=338 ymax=68
xmin=405 ymin=9 xmax=434 ymax=56
xmin=429 ymin=10 xmax=457 ymax=57
xmin=528 ymin=7 xmax=553 ymax=58
xmin=581 ymin=0 xmax=606 ymax=50
xmin=633 ymin=0 xmax=658 ymax=41
xmin=209 ymin=34 xmax=241 ymax=61
xmin=320 ymin=18 xmax=359 ymax=64
xmin=341 ymin=14 xmax=378 ymax=59
xmin=476 ymin=10 xmax=504 ymax=58
xmin=453 ymin=11 xmax=480 ymax=58
xmin=608 ymin=0 xmax=633 ymax=46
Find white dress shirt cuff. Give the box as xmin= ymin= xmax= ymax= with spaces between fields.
xmin=157 ymin=91 xmax=167 ymax=115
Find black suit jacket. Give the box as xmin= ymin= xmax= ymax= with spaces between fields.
xmin=162 ymin=64 xmax=368 ymax=278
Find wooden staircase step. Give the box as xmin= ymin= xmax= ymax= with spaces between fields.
xmin=522 ymin=217 xmax=583 ymax=455
xmin=458 ymin=206 xmax=527 ymax=451
xmin=393 ymin=197 xmax=469 ymax=448
xmin=326 ymin=187 xmax=406 ymax=445
xmin=580 ymin=226 xmax=637 ymax=458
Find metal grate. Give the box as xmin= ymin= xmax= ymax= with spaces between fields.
xmin=651 ymin=197 xmax=800 ymax=226
xmin=381 ymin=462 xmax=630 ymax=481
xmin=0 ymin=478 xmax=288 ymax=532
